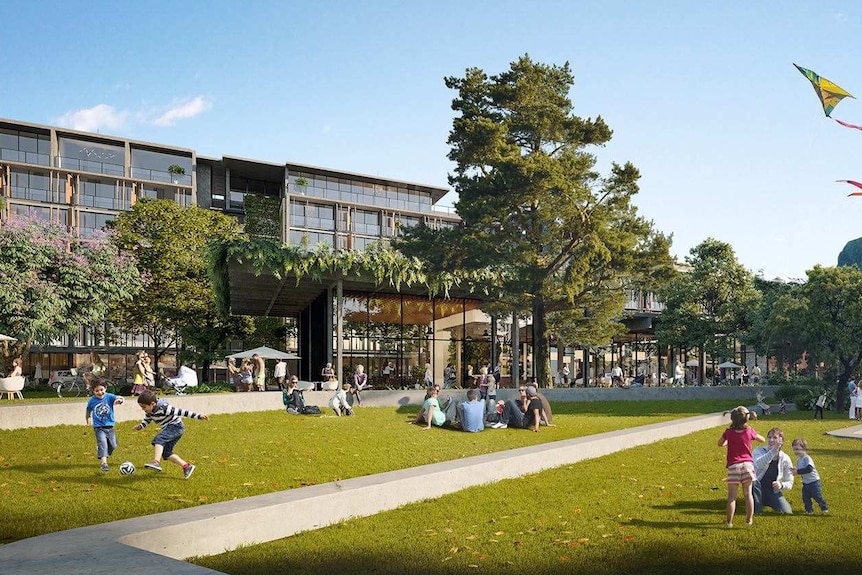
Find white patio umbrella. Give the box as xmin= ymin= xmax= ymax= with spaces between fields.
xmin=717 ymin=361 xmax=742 ymax=369
xmin=0 ymin=334 xmax=16 ymax=342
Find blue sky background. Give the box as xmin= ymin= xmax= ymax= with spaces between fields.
xmin=2 ymin=0 xmax=861 ymax=280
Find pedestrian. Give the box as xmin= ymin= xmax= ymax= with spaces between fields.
xmin=814 ymin=390 xmax=827 ymax=420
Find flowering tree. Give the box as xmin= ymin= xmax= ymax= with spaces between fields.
xmin=0 ymin=217 xmax=142 ymax=366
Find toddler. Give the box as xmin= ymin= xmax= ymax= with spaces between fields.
xmin=791 ymin=438 xmax=829 ymax=514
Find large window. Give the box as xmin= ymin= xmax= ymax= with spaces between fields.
xmin=58 ymin=137 xmax=124 ymax=177
xmin=290 ymin=201 xmax=335 ymax=231
xmin=10 ymin=204 xmax=67 ymax=225
xmin=79 ymin=211 xmax=114 ymax=238
xmin=79 ymin=178 xmax=116 ymax=209
xmin=8 ymin=168 xmax=52 ymax=202
xmin=289 ymin=230 xmax=334 ymax=249
xmin=130 ymin=148 xmax=192 ymax=185
xmin=0 ymin=128 xmax=50 ymax=165
xmin=353 ymin=209 xmax=380 ymax=236
xmin=289 ymin=172 xmax=437 ymax=213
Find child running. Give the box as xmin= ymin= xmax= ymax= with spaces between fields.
xmin=718 ymin=406 xmax=765 ymax=527
xmin=85 ymin=382 xmax=125 ymax=472
xmin=133 ymin=390 xmax=208 ymax=479
xmin=791 ymin=438 xmax=829 ymax=515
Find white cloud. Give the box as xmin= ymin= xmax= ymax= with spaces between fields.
xmin=56 ymin=104 xmax=129 ymax=132
xmin=152 ymin=96 xmax=212 ymax=127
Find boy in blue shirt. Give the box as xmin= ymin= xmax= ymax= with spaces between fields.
xmin=85 ymin=382 xmax=125 ymax=472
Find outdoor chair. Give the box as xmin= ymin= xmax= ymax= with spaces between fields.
xmin=0 ymin=375 xmax=25 ymax=399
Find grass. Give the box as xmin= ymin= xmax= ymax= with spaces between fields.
xmin=0 ymin=399 xmax=742 ymax=544
xmin=192 ymin=413 xmax=862 ymax=575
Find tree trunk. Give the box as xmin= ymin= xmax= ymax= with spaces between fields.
xmin=532 ymin=296 xmax=552 ymax=388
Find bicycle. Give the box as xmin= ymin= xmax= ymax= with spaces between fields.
xmin=54 ymin=376 xmax=86 ymax=398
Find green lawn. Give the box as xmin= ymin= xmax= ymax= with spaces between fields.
xmin=193 ymin=413 xmax=861 ymax=575
xmin=1 ymin=399 xmax=742 ymax=543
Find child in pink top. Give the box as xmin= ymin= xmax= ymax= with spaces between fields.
xmin=718 ymin=406 xmax=765 ymax=527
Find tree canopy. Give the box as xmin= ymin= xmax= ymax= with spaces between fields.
xmin=395 ymin=55 xmax=673 ymax=386
xmin=109 ymin=199 xmax=250 ymax=373
xmin=0 ymin=217 xmax=141 ymax=365
xmin=656 ymin=238 xmax=760 ymax=365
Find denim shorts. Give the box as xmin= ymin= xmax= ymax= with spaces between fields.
xmin=152 ymin=422 xmax=184 ymax=459
xmin=94 ymin=426 xmax=117 ymax=459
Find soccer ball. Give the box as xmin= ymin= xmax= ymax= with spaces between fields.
xmin=119 ymin=461 xmax=136 ymax=475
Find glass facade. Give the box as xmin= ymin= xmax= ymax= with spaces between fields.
xmin=130 ymin=148 xmax=192 ymax=186
xmin=336 ymin=292 xmax=491 ymax=389
xmin=0 ymin=128 xmax=50 ymax=165
xmin=290 ymin=172 xmax=433 ymax=213
xmin=58 ymin=137 xmax=125 ymax=177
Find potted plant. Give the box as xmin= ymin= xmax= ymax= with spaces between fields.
xmin=168 ymin=164 xmax=186 ymax=184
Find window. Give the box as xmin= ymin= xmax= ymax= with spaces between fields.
xmin=353 ymin=209 xmax=380 ymax=235
xmin=58 ymin=137 xmax=124 ymax=176
xmin=79 ymin=211 xmax=114 ymax=238
xmin=130 ymin=148 xmax=192 ymax=185
xmin=0 ymin=128 xmax=50 ymax=165
xmin=80 ymin=179 xmax=116 ymax=209
xmin=9 ymin=168 xmax=51 ymax=202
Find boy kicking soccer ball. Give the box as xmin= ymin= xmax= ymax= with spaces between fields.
xmin=133 ymin=390 xmax=208 ymax=479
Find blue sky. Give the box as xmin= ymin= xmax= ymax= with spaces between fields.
xmin=2 ymin=0 xmax=861 ymax=280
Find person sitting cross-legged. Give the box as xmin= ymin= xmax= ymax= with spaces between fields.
xmin=446 ymin=388 xmax=485 ymax=432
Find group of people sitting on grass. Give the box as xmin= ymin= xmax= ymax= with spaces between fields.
xmin=409 ymin=384 xmax=554 ymax=432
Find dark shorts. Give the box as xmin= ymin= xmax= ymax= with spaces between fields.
xmin=152 ymin=422 xmax=184 ymax=459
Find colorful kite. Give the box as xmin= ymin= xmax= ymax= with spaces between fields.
xmin=837 ymin=180 xmax=862 ymax=196
xmin=794 ymin=63 xmax=854 ymax=117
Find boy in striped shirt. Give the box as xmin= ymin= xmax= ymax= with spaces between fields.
xmin=134 ymin=390 xmax=208 ymax=479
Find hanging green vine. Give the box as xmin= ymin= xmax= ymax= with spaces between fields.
xmin=210 ymin=236 xmax=502 ymax=315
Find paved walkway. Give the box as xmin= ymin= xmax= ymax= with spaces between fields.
xmin=1 ymin=411 xmax=732 ymax=575
xmin=826 ymin=421 xmax=862 ymax=440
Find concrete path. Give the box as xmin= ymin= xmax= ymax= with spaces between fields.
xmin=826 ymin=421 xmax=862 ymax=440
xmin=0 ymin=411 xmax=730 ymax=575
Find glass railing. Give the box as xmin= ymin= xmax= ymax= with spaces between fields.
xmin=130 ymin=166 xmax=192 ymax=186
xmin=57 ymin=156 xmax=125 ymax=177
xmin=0 ymin=148 xmax=50 ymax=166
xmin=9 ymin=186 xmax=52 ymax=203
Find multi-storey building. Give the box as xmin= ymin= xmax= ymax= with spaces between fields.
xmin=1 ymin=117 xmax=667 ymax=387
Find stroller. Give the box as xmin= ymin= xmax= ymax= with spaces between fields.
xmin=165 ymin=365 xmax=199 ymax=395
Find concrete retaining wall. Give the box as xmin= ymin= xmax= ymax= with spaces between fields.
xmin=0 ymin=386 xmax=775 ymax=430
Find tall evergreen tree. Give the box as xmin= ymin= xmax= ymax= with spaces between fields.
xmin=397 ymin=56 xmax=672 ymax=386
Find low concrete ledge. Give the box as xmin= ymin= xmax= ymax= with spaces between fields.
xmin=0 ymin=412 xmax=729 ymax=575
xmin=0 ymin=386 xmax=773 ymax=431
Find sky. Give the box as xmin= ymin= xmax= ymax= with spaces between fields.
xmin=2 ymin=0 xmax=861 ymax=280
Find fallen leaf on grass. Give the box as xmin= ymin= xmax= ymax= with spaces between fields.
xmin=494 ymin=531 xmax=505 ymax=536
